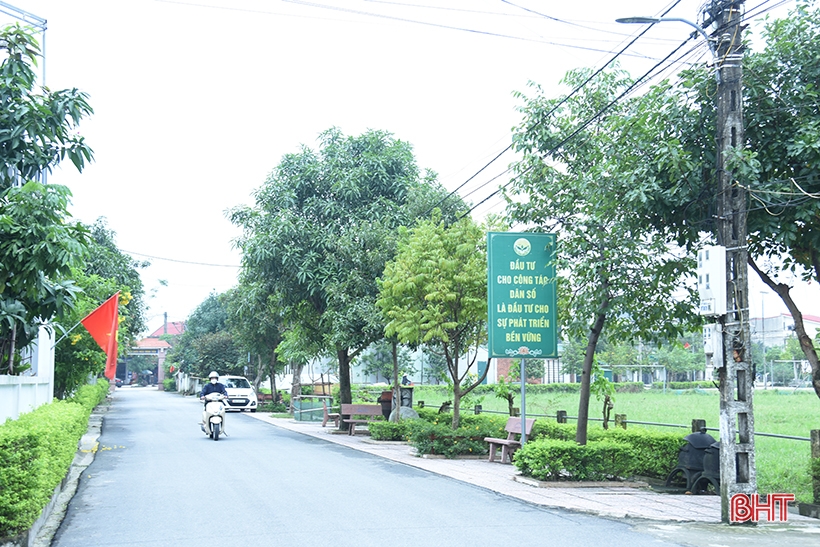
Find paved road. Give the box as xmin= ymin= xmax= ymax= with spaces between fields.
xmin=50 ymin=388 xmax=689 ymax=547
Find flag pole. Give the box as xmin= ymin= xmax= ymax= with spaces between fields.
xmin=51 ymin=320 xmax=83 ymax=349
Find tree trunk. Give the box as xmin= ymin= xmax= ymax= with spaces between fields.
xmin=749 ymin=257 xmax=820 ymax=400
xmin=452 ymin=375 xmax=462 ymax=429
xmin=7 ymin=323 xmax=16 ymax=374
xmin=268 ymin=353 xmax=278 ymax=404
xmin=391 ymin=340 xmax=399 ymax=422
xmin=338 ymin=347 xmax=352 ymax=431
xmin=253 ymin=355 xmax=264 ymax=391
xmin=576 ymin=310 xmax=607 ymax=445
xmin=290 ymin=361 xmax=304 ymax=414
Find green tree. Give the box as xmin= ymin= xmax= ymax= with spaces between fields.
xmin=231 ymin=128 xmax=462 ymax=418
xmin=1 ymin=182 xmax=87 ymax=373
xmin=378 ymin=214 xmax=488 ymax=429
xmin=223 ymin=281 xmax=284 ymax=391
xmin=168 ymin=293 xmax=241 ymax=377
xmin=419 ymin=345 xmax=447 ymax=384
xmin=506 ymin=67 xmax=700 ymax=444
xmin=611 ymin=2 xmax=820 ymax=400
xmin=0 ymin=24 xmax=93 ymax=190
xmin=0 ymin=24 xmax=94 ymax=373
xmin=357 ymin=339 xmax=415 ymax=382
xmin=83 ymin=218 xmax=148 ymax=338
xmin=53 ymin=222 xmax=147 ymax=396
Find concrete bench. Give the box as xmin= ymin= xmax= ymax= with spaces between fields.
xmin=485 ymin=417 xmax=535 ymax=464
xmin=340 ymin=403 xmax=383 ymax=436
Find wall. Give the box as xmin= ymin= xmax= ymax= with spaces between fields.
xmin=0 ymin=326 xmax=55 ymax=422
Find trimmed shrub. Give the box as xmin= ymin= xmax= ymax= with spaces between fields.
xmin=0 ymin=379 xmax=108 ymax=539
xmin=406 ymin=419 xmax=502 ymax=458
xmin=531 ymin=420 xmax=575 ymax=441
xmin=368 ymin=420 xmax=411 ymax=441
xmin=513 ymin=438 xmax=633 ymax=481
xmin=588 ymin=428 xmax=686 ymax=479
xmin=0 ymin=401 xmax=88 ymax=539
xmin=68 ymin=379 xmax=109 ymax=413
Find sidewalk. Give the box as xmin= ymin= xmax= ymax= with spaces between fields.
xmin=247 ymin=413 xmax=820 ymax=527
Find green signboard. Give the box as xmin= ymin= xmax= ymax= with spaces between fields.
xmin=487 ymin=232 xmax=557 ymax=359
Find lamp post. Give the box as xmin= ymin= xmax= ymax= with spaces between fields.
xmin=618 ymin=1 xmax=754 ymax=523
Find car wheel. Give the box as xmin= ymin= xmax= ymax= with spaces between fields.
xmin=251 ymin=408 xmax=256 ymax=413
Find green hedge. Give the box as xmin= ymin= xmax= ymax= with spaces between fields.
xmin=514 ymin=438 xmax=633 ymax=481
xmin=405 ymin=419 xmax=501 ymax=458
xmin=0 ymin=380 xmax=109 ymax=539
xmin=368 ymin=421 xmax=409 ymax=441
xmin=587 ymin=428 xmax=686 ymax=479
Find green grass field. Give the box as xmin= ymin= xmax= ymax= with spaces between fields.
xmin=413 ymin=386 xmax=820 ymax=502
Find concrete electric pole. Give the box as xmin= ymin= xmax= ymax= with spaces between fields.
xmin=711 ymin=0 xmax=756 ymax=523
xmin=619 ymin=0 xmax=755 ymax=523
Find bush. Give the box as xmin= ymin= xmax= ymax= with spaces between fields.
xmin=258 ymin=402 xmax=288 ymax=413
xmin=531 ymin=420 xmax=575 ymax=441
xmin=0 ymin=379 xmax=108 ymax=539
xmin=0 ymin=400 xmax=89 ymax=539
xmin=513 ymin=438 xmax=633 ymax=481
xmin=405 ymin=418 xmax=503 ymax=458
xmin=588 ymin=428 xmax=685 ymax=479
xmin=163 ymin=378 xmax=176 ymax=392
xmin=67 ymin=379 xmax=109 ymax=413
xmin=368 ymin=420 xmax=411 ymax=441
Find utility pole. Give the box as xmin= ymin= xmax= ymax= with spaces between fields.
xmin=711 ymin=0 xmax=756 ymax=522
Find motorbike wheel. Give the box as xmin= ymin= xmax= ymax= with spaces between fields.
xmin=213 ymin=422 xmax=220 ymax=441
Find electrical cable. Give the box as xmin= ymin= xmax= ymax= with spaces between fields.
xmin=426 ymin=0 xmax=690 ymax=217
xmin=460 ymin=33 xmax=698 ymax=219
xmin=120 ymin=250 xmax=240 ymax=268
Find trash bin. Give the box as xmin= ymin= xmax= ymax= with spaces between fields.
xmin=377 ymin=390 xmax=393 ymax=419
xmin=399 ymin=386 xmax=413 ymax=408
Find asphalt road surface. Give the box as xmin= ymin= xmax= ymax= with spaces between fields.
xmin=51 ymin=388 xmax=690 ymax=547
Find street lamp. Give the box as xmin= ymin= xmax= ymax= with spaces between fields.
xmin=618 ymin=4 xmax=753 ymax=523
xmin=616 ymin=16 xmax=720 ymax=82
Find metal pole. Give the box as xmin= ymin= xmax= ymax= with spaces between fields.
xmin=712 ymin=0 xmax=756 ymax=523
xmin=520 ymin=358 xmax=527 ymax=444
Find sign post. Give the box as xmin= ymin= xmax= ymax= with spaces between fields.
xmin=488 ymin=232 xmax=557 ymax=443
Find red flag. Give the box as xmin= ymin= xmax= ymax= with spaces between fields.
xmin=81 ymin=292 xmax=120 ymax=380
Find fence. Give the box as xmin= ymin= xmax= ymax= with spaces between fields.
xmin=0 ymin=326 xmax=55 ymax=422
xmin=463 ymin=404 xmax=813 ymax=442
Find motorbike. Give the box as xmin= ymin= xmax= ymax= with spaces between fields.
xmin=201 ymin=392 xmax=227 ymax=440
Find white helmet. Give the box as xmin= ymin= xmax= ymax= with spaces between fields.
xmin=208 ymin=371 xmax=219 ymax=379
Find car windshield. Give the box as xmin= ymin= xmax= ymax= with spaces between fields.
xmin=223 ymin=377 xmax=251 ymax=389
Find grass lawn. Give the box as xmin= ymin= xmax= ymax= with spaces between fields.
xmin=414 ymin=385 xmax=820 ymax=502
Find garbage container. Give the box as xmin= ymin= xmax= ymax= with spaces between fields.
xmin=399 ymin=386 xmax=414 ymax=408
xmin=377 ymin=390 xmax=393 ymax=419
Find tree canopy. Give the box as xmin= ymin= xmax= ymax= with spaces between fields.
xmin=231 ymin=128 xmax=462 ymax=414
xmin=378 ymin=214 xmax=488 ymax=428
xmin=506 ymin=67 xmax=700 ymax=443
xmin=0 ymin=24 xmax=95 ymax=374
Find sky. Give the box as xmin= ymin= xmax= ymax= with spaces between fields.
xmin=3 ymin=0 xmax=806 ymax=334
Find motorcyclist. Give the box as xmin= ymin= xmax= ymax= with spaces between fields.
xmin=200 ymin=371 xmax=228 ymax=434
xmin=200 ymin=371 xmax=228 ymax=399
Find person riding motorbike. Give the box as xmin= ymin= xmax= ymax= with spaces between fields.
xmin=200 ymin=371 xmax=228 ymax=435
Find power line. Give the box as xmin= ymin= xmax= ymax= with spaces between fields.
xmin=460 ymin=33 xmax=699 ymax=219
xmin=121 ymin=250 xmax=240 ymax=268
xmin=283 ymin=0 xmax=662 ymax=54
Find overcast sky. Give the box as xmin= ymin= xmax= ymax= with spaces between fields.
xmin=4 ymin=0 xmax=803 ymax=333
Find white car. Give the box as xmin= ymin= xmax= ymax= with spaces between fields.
xmin=219 ymin=375 xmax=258 ymax=412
